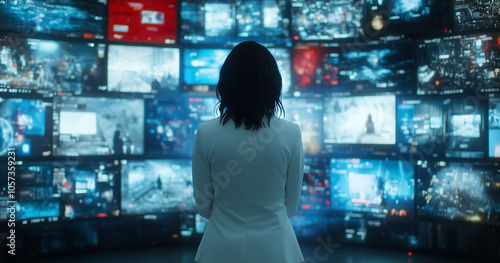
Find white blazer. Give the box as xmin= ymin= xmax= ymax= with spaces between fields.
xmin=192 ymin=116 xmax=304 ymax=263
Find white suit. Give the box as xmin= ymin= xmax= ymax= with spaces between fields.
xmin=192 ymin=116 xmax=304 ymax=263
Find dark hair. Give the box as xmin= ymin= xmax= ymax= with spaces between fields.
xmin=216 ymin=41 xmax=284 ymax=130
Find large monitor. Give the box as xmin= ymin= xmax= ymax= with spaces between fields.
xmin=0 ymin=37 xmax=106 ymax=95
xmin=293 ymin=40 xmax=414 ymax=94
xmin=0 ymin=0 xmax=106 ymax=40
xmin=146 ymin=95 xmax=218 ymax=157
xmin=54 ymin=161 xmax=120 ymax=220
xmin=323 ymin=95 xmax=396 ymax=154
xmin=108 ymin=0 xmax=177 ymax=44
xmin=0 ymin=97 xmax=52 ymax=157
xmin=365 ymin=0 xmax=451 ymax=37
xmin=107 ymin=45 xmax=180 ymax=94
xmin=417 ymin=33 xmax=500 ymax=95
xmin=282 ymin=97 xmax=323 ymax=156
xmin=180 ymin=0 xmax=291 ymax=46
xmin=121 ymin=159 xmax=195 ymax=215
xmin=453 ymin=0 xmax=500 ymax=33
xmin=416 ymin=160 xmax=500 ymax=225
xmin=291 ymin=0 xmax=364 ymax=41
xmin=490 ymin=96 xmax=500 ymax=158
xmin=53 ymin=96 xmax=144 ymax=156
xmin=182 ymin=48 xmax=231 ymax=93
xmin=330 ymin=158 xmax=415 ymax=217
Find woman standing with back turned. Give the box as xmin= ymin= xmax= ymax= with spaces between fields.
xmin=192 ymin=41 xmax=305 ymax=263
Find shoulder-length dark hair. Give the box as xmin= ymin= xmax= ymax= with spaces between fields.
xmin=216 ymin=41 xmax=284 ymax=130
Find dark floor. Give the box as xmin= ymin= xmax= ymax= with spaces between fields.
xmin=17 ymin=242 xmax=492 ymax=263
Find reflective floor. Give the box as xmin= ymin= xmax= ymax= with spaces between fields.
xmin=19 ymin=242 xmax=493 ymax=263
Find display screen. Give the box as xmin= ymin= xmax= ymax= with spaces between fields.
xmin=417 ymin=33 xmax=500 ymax=95
xmin=0 ymin=0 xmax=106 ymax=40
xmin=323 ymin=95 xmax=396 ymax=146
xmin=282 ymin=97 xmax=323 ymax=156
xmin=490 ymin=96 xmax=500 ymax=158
xmin=293 ymin=41 xmax=414 ymax=93
xmin=0 ymin=37 xmax=106 ymax=95
xmin=16 ymin=163 xmax=59 ymax=221
xmin=298 ymin=158 xmax=330 ymax=211
xmin=330 ymin=158 xmax=415 ymax=217
xmin=55 ymin=161 xmax=120 ymax=220
xmin=397 ymin=96 xmax=486 ymax=158
xmin=53 ymin=96 xmax=144 ymax=156
xmin=121 ymin=159 xmax=195 ymax=215
xmin=416 ymin=160 xmax=500 ymax=225
xmin=365 ymin=0 xmax=451 ymax=36
xmin=0 ymin=97 xmax=52 ymax=157
xmin=146 ymin=95 xmax=218 ymax=157
xmin=180 ymin=0 xmax=291 ymax=46
xmin=444 ymin=97 xmax=486 ymax=158
xmin=107 ymin=45 xmax=180 ymax=94
xmin=13 ymin=160 xmax=120 ymax=222
xmin=291 ymin=0 xmax=364 ymax=41
xmin=183 ymin=48 xmax=231 ymax=92
xmin=454 ymin=0 xmax=500 ymax=33
xmin=108 ymin=0 xmax=177 ymax=44
xmin=269 ymin=48 xmax=292 ymax=94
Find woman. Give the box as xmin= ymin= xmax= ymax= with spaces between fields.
xmin=192 ymin=41 xmax=304 ymax=263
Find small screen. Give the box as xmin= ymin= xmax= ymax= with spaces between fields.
xmin=180 ymin=0 xmax=291 ymax=46
xmin=183 ymin=49 xmax=231 ymax=92
xmin=0 ymin=97 xmax=52 ymax=157
xmin=282 ymin=97 xmax=323 ymax=156
xmin=416 ymin=160 xmax=500 ymax=225
xmin=0 ymin=37 xmax=106 ymax=95
xmin=53 ymin=96 xmax=144 ymax=156
xmin=324 ymin=95 xmax=396 ymax=145
xmin=107 ymin=45 xmax=180 ymax=94
xmin=293 ymin=41 xmax=414 ymax=93
xmin=417 ymin=33 xmax=500 ymax=95
xmin=365 ymin=0 xmax=451 ymax=36
xmin=330 ymin=158 xmax=415 ymax=217
xmin=146 ymin=95 xmax=218 ymax=157
xmin=108 ymin=0 xmax=177 ymax=44
xmin=454 ymin=0 xmax=500 ymax=33
xmin=121 ymin=159 xmax=195 ymax=215
xmin=490 ymin=96 xmax=500 ymax=158
xmin=291 ymin=0 xmax=364 ymax=40
xmin=55 ymin=161 xmax=120 ymax=220
xmin=0 ymin=0 xmax=106 ymax=40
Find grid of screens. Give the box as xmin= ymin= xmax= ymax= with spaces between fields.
xmin=0 ymin=0 xmax=499 ymax=231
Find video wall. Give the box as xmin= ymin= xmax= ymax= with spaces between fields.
xmin=0 ymin=0 xmax=500 ymax=256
